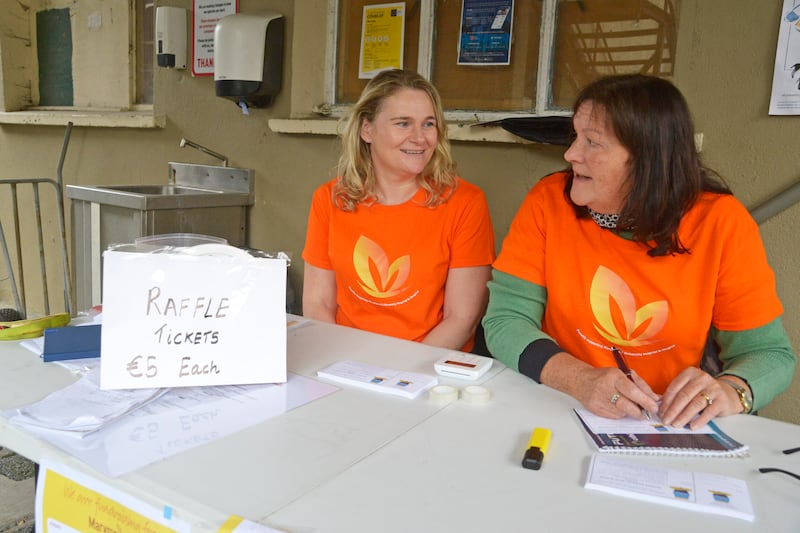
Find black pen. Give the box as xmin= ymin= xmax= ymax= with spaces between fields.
xmin=611 ymin=347 xmax=651 ymax=420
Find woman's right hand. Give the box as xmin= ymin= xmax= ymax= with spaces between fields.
xmin=541 ymin=352 xmax=659 ymax=419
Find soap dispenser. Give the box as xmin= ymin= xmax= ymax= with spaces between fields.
xmin=214 ymin=13 xmax=284 ymax=108
xmin=155 ymin=6 xmax=187 ymax=69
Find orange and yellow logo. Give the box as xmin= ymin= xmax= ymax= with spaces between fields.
xmin=590 ymin=265 xmax=668 ymax=347
xmin=353 ymin=235 xmax=411 ymax=299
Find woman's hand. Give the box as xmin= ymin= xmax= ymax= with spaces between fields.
xmin=659 ymin=367 xmax=745 ymax=429
xmin=575 ymin=366 xmax=660 ymax=420
xmin=541 ymin=353 xmax=659 ymax=420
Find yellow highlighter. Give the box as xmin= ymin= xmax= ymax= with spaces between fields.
xmin=521 ymin=427 xmax=552 ymax=470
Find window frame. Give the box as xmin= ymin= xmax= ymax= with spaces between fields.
xmin=323 ymin=0 xmax=569 ymax=123
xmin=0 ymin=0 xmax=162 ymax=129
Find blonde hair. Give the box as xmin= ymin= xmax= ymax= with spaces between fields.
xmin=334 ymin=69 xmax=456 ymax=211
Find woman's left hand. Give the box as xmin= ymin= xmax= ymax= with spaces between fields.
xmin=659 ymin=367 xmax=743 ymax=429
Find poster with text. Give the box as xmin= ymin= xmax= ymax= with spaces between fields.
xmin=36 ymin=459 xmax=191 ymax=533
xmin=458 ymin=0 xmax=514 ymax=65
xmin=769 ymin=0 xmax=800 ymax=114
xmin=358 ymin=2 xmax=406 ymax=79
xmin=192 ymin=0 xmax=238 ymax=76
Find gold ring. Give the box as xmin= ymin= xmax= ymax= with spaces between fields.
xmin=700 ymin=392 xmax=713 ymax=406
xmin=610 ymin=393 xmax=621 ymax=405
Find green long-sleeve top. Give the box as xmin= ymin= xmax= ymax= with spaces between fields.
xmin=483 ymin=270 xmax=796 ymax=412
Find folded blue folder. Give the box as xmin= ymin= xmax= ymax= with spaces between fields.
xmin=41 ymin=324 xmax=101 ymax=362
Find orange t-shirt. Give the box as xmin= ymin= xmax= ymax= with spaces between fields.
xmin=493 ymin=172 xmax=783 ymax=393
xmin=303 ymin=177 xmax=495 ymax=348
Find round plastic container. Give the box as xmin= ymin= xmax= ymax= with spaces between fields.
xmin=134 ymin=233 xmax=227 ymax=247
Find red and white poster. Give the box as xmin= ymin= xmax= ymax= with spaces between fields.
xmin=192 ymin=0 xmax=238 ymax=76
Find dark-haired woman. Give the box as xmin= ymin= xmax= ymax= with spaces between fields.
xmin=483 ymin=74 xmax=795 ymax=429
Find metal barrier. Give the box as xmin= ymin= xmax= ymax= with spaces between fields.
xmin=0 ymin=123 xmax=73 ymax=318
xmin=750 ymin=179 xmax=800 ymax=225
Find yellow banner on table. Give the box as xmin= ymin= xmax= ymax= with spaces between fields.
xmin=218 ymin=514 xmax=285 ymax=532
xmin=218 ymin=515 xmax=245 ymax=532
xmin=37 ymin=461 xmax=190 ymax=532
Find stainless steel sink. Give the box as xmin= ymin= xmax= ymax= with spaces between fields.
xmin=66 ymin=184 xmax=248 ymax=210
xmin=66 ymin=162 xmax=256 ymax=312
xmin=98 ymin=185 xmax=224 ymax=196
xmin=65 ymin=163 xmax=254 ymax=210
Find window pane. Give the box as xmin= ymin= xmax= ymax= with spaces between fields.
xmin=432 ymin=1 xmax=540 ymax=111
xmin=136 ymin=1 xmax=154 ymax=105
xmin=336 ymin=1 xmax=420 ymax=104
xmin=37 ymin=8 xmax=74 ymax=106
xmin=551 ymin=0 xmax=678 ymax=109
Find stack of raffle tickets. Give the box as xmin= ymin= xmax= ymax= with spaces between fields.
xmin=99 ymin=233 xmax=288 ymax=390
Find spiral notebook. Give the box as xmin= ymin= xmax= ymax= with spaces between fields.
xmin=574 ymin=408 xmax=749 ymax=457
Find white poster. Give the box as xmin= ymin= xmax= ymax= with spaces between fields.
xmin=100 ymin=249 xmax=287 ymax=389
xmin=769 ymin=1 xmax=800 ymax=114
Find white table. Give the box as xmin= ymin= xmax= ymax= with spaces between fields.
xmin=1 ymin=320 xmax=799 ymax=532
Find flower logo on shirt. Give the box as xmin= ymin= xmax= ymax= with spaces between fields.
xmin=353 ymin=235 xmax=411 ymax=298
xmin=590 ymin=265 xmax=668 ymax=347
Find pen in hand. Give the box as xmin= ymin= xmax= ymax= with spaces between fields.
xmin=611 ymin=347 xmax=651 ymax=420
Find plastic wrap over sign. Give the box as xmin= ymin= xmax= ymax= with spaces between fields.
xmin=99 ymin=245 xmax=287 ymax=390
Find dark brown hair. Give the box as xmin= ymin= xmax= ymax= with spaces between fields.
xmin=566 ymin=74 xmax=731 ymax=256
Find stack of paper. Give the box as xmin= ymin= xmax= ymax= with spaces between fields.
xmin=4 ymin=367 xmax=166 ymax=436
xmin=4 ymin=372 xmax=337 ymax=477
xmin=317 ymin=360 xmax=438 ymax=399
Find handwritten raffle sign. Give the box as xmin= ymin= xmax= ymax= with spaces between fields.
xmin=99 ymin=248 xmax=286 ymax=390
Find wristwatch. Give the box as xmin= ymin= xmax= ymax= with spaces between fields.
xmin=718 ymin=377 xmax=753 ymax=414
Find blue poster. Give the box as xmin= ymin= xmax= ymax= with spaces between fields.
xmin=457 ymin=0 xmax=514 ymax=65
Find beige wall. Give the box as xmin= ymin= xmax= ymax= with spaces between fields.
xmin=0 ymin=1 xmax=797 ymax=423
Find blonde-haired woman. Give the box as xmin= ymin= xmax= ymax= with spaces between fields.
xmin=303 ymin=69 xmax=495 ymax=351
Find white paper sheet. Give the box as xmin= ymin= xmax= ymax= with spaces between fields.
xmin=585 ymin=454 xmax=755 ymax=522
xmin=317 ymin=360 xmax=438 ymax=399
xmin=769 ymin=0 xmax=800 ymax=114
xmin=576 ymin=408 xmax=713 ymax=435
xmin=4 ymin=373 xmax=337 ymax=477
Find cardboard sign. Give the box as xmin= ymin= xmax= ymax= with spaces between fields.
xmin=100 ymin=248 xmax=286 ymax=389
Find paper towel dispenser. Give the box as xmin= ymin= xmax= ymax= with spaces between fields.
xmin=214 ymin=13 xmax=284 ymax=108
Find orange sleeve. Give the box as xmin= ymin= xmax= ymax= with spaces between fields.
xmin=301 ymin=180 xmax=335 ymax=270
xmin=493 ymin=173 xmax=562 ymax=285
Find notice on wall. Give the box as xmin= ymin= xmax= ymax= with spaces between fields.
xmin=458 ymin=0 xmax=514 ymax=66
xmin=192 ymin=0 xmax=238 ymax=76
xmin=769 ymin=0 xmax=800 ymax=114
xmin=99 ymin=249 xmax=287 ymax=390
xmin=358 ymin=2 xmax=406 ymax=79
xmin=36 ymin=459 xmax=191 ymax=533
